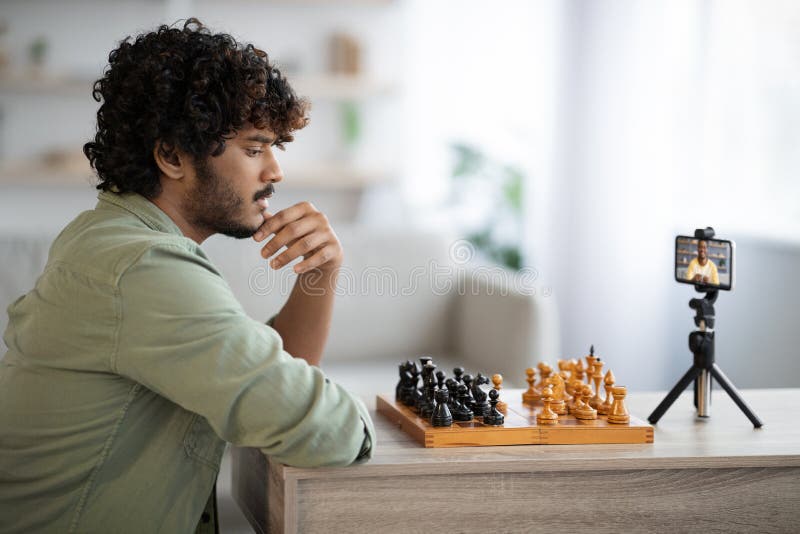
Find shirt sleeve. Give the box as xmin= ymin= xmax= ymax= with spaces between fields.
xmin=114 ymin=243 xmax=375 ymax=468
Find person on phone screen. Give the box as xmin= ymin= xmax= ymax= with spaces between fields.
xmin=685 ymin=239 xmax=719 ymax=285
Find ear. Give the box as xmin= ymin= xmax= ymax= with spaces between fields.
xmin=153 ymin=140 xmax=187 ymax=181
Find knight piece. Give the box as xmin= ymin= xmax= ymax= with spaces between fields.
xmin=471 ymin=374 xmax=490 ymax=417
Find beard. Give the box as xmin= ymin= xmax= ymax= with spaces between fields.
xmin=185 ymin=158 xmax=270 ymax=239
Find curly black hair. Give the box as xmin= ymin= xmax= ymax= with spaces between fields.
xmin=84 ymin=18 xmax=309 ymax=198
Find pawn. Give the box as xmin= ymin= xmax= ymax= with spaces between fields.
xmin=435 ymin=369 xmax=446 ymax=391
xmin=537 ymin=385 xmax=559 ymax=425
xmin=607 ymin=386 xmax=630 ymax=424
xmin=453 ymin=384 xmax=474 ymax=421
xmin=597 ymin=370 xmax=615 ymax=415
xmin=522 ymin=367 xmax=539 ymax=403
xmin=431 ymin=388 xmax=453 ymax=427
xmin=445 ymin=378 xmax=458 ymax=411
xmin=453 ymin=366 xmax=465 ymax=385
xmin=483 ymin=389 xmax=505 ymax=426
xmin=574 ymin=384 xmax=598 ymax=420
xmin=491 ymin=374 xmax=508 ymax=413
xmin=536 ymin=362 xmax=553 ymax=391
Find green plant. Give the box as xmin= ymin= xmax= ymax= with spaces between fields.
xmin=450 ymin=142 xmax=526 ymax=270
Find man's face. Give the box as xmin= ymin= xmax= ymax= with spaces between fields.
xmin=185 ymin=127 xmax=283 ymax=239
xmin=697 ymin=240 xmax=708 ymax=261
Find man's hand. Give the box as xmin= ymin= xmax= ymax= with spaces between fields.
xmin=253 ymin=201 xmax=343 ymax=275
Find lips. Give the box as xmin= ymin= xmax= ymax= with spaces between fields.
xmin=256 ymin=196 xmax=270 ymax=210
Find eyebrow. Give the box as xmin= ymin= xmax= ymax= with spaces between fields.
xmin=244 ymin=134 xmax=275 ymax=144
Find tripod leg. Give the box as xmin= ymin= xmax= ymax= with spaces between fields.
xmin=648 ymin=366 xmax=700 ymax=424
xmin=693 ymin=375 xmax=698 ymax=408
xmin=709 ymin=364 xmax=763 ymax=428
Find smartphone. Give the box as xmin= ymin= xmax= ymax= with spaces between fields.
xmin=675 ymin=235 xmax=734 ymax=291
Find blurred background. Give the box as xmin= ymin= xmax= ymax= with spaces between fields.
xmin=1 ymin=0 xmax=799 ymax=392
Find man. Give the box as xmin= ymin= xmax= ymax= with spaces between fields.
xmin=0 ymin=19 xmax=374 ymax=533
xmin=685 ymin=239 xmax=720 ymax=285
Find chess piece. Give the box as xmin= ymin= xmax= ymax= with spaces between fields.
xmin=536 ymin=362 xmax=552 ymax=391
xmin=574 ymin=384 xmax=597 ymax=420
xmin=462 ymin=373 xmax=475 ymax=408
xmin=483 ymin=389 xmax=505 ymax=426
xmin=453 ymin=366 xmax=465 ymax=385
xmin=522 ymin=367 xmax=539 ymax=403
xmin=419 ymin=362 xmax=437 ymax=418
xmin=597 ymin=369 xmax=615 ymax=415
xmin=537 ymin=385 xmax=559 ymax=425
xmin=431 ymin=388 xmax=453 ymax=427
xmin=471 ymin=374 xmax=490 ymax=417
xmin=607 ymin=386 xmax=630 ymax=424
xmin=546 ymin=373 xmax=567 ymax=415
xmin=585 ymin=346 xmax=597 ymax=381
xmin=445 ymin=378 xmax=458 ymax=411
xmin=435 ymin=370 xmax=446 ymax=391
xmin=453 ymin=384 xmax=474 ymax=421
xmin=491 ymin=374 xmax=507 ymax=413
xmin=589 ymin=359 xmax=603 ymax=409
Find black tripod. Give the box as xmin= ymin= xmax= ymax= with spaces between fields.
xmin=648 ymin=289 xmax=763 ymax=428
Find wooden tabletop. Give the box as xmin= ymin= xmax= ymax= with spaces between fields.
xmin=277 ymin=389 xmax=800 ymax=481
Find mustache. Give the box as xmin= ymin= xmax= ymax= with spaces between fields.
xmin=254 ymin=183 xmax=275 ymax=201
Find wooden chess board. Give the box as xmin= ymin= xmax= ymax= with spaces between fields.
xmin=377 ymin=389 xmax=654 ymax=448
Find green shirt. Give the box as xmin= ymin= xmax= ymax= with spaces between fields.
xmin=0 ymin=191 xmax=375 ymax=533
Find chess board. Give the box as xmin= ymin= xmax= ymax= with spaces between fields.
xmin=377 ymin=389 xmax=654 ymax=448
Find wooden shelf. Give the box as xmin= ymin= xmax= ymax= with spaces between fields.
xmin=0 ymin=159 xmax=391 ymax=191
xmin=0 ymin=72 xmax=395 ymax=101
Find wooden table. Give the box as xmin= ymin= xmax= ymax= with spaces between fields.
xmin=231 ymin=389 xmax=800 ymax=533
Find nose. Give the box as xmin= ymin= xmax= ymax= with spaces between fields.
xmin=261 ymin=150 xmax=283 ymax=184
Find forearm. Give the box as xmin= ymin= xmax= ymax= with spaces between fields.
xmin=271 ymin=267 xmax=338 ymax=366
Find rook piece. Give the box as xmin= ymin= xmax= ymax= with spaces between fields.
xmin=607 ymin=386 xmax=630 ymax=424
xmin=431 ymin=388 xmax=453 ymax=427
xmin=491 ymin=374 xmax=507 ymax=413
xmin=483 ymin=389 xmax=505 ymax=426
xmin=537 ymin=385 xmax=559 ymax=425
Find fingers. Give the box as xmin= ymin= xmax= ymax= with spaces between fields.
xmin=260 ymin=217 xmax=319 ymax=260
xmin=253 ymin=201 xmax=318 ymax=242
xmin=292 ymin=244 xmax=338 ymax=274
xmin=270 ymin=231 xmax=329 ymax=271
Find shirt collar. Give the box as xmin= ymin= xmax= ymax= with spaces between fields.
xmin=97 ymin=190 xmax=184 ymax=237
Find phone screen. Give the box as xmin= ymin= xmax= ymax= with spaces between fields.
xmin=675 ymin=236 xmax=733 ymax=290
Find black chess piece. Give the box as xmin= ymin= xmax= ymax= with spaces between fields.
xmin=396 ymin=361 xmax=410 ymax=403
xmin=483 ymin=389 xmax=505 ymax=426
xmin=453 ymin=366 xmax=465 ymax=385
xmin=462 ymin=373 xmax=474 ymax=408
xmin=431 ymin=388 xmax=453 ymax=427
xmin=445 ymin=378 xmax=458 ymax=411
xmin=471 ymin=374 xmax=490 ymax=417
xmin=453 ymin=384 xmax=474 ymax=421
xmin=419 ymin=362 xmax=437 ymax=419
xmin=435 ymin=370 xmax=446 ymax=391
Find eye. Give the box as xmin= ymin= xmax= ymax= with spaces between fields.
xmin=245 ymin=148 xmax=264 ymax=157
